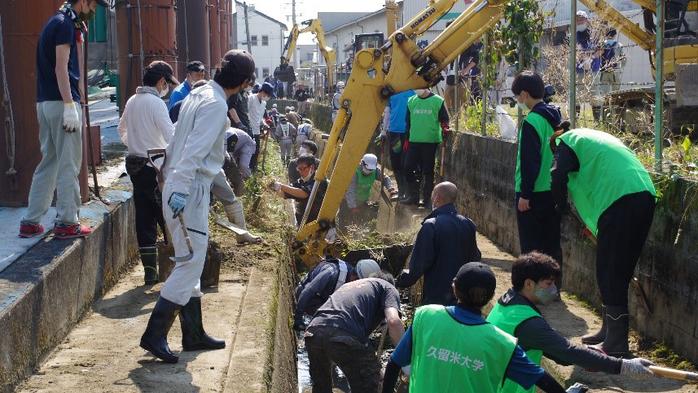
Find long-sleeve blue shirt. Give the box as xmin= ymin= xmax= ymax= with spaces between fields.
xmin=391 ymin=305 xmax=545 ymax=390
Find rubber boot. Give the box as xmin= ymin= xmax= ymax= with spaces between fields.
xmin=140 ymin=246 xmax=159 ymax=285
xmin=180 ymin=297 xmax=226 ymax=351
xmin=600 ymin=305 xmax=630 ymax=358
xmin=224 ymin=201 xmax=262 ymax=244
xmin=140 ymin=297 xmax=181 ymax=363
xmin=399 ymin=182 xmax=419 ymax=205
xmin=581 ymin=305 xmax=607 ymax=345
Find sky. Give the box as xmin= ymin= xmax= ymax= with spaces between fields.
xmin=244 ymin=0 xmax=387 ymax=43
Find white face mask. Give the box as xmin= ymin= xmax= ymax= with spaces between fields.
xmin=159 ymin=84 xmax=170 ymax=98
xmin=361 ymin=167 xmax=374 ymax=176
xmin=301 ymin=169 xmax=314 ymax=182
xmin=576 ymin=23 xmax=587 ymax=33
xmin=261 ymin=95 xmax=270 ymax=102
xmin=517 ymin=101 xmax=529 ymax=112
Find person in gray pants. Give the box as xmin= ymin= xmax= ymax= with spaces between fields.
xmin=19 ymin=0 xmax=109 ymax=239
xmin=274 ymin=116 xmax=297 ymax=165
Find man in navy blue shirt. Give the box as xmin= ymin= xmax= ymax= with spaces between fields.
xmin=396 ymin=182 xmax=481 ymax=305
xmin=20 ymin=0 xmax=107 ymax=240
xmin=383 ymin=262 xmax=568 ymax=393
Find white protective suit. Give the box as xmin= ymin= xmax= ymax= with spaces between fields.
xmin=160 ymin=80 xmax=230 ymax=306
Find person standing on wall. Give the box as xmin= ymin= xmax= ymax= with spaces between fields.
xmin=551 ymin=128 xmax=656 ymax=357
xmin=118 ymin=61 xmax=178 ymax=285
xmin=168 ymin=61 xmax=206 ymax=110
xmin=139 ymin=50 xmax=255 ymax=364
xmin=247 ymin=81 xmax=275 ymax=171
xmin=512 ymin=71 xmax=564 ymax=286
xmin=401 ymin=88 xmax=449 ymax=208
xmin=19 ymin=0 xmax=109 ymax=239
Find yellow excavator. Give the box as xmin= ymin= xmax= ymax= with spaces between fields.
xmin=292 ymin=0 xmax=698 ymax=266
xmin=280 ymin=19 xmax=337 ymax=93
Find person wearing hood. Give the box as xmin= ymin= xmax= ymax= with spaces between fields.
xmin=487 ymin=252 xmax=655 ymax=393
xmin=118 ymin=61 xmax=178 ymax=285
xmin=512 ymin=71 xmax=564 ymax=287
xmin=293 ymin=258 xmax=381 ymax=331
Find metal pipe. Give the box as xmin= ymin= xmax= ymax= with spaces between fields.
xmin=243 ymin=2 xmax=251 ymax=53
xmin=654 ymin=0 xmax=664 ymax=171
xmin=569 ymin=0 xmax=577 ymax=128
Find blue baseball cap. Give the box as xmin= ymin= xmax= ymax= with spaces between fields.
xmin=260 ymin=82 xmax=276 ymax=98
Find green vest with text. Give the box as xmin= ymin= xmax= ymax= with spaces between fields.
xmin=408 ymin=95 xmax=444 ymax=143
xmin=410 ymin=305 xmax=518 ymax=393
xmin=557 ymin=129 xmax=656 ymax=236
xmin=515 ymin=112 xmax=555 ymax=193
xmin=355 ymin=167 xmax=377 ymax=203
xmin=487 ymin=302 xmax=543 ymax=393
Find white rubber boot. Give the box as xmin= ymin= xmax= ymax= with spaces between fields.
xmin=224 ymin=201 xmax=262 ymax=244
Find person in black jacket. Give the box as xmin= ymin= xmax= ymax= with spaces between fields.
xmin=513 ymin=72 xmax=564 ymax=287
xmin=396 ymin=182 xmax=481 ymax=305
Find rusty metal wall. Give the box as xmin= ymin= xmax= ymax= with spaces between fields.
xmin=209 ymin=0 xmax=221 ymax=68
xmin=219 ymin=0 xmax=229 ymax=55
xmin=0 ymin=0 xmax=66 ymax=206
xmin=116 ymin=0 xmax=177 ymax=110
xmin=176 ymin=0 xmax=210 ymax=79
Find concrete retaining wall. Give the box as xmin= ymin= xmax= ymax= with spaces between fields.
xmin=444 ymin=131 xmax=698 ymax=363
xmin=0 ymin=189 xmax=138 ymax=393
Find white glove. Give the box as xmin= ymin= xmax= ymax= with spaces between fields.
xmin=272 ymin=181 xmax=281 ymax=192
xmin=63 ymin=102 xmax=81 ymax=133
xmin=620 ymin=358 xmax=655 ymax=377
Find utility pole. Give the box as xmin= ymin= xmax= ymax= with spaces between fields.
xmin=291 ymin=0 xmax=298 ymax=69
xmin=243 ymin=2 xmax=252 ymax=53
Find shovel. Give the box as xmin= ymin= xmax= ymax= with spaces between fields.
xmin=170 ymin=215 xmax=194 ymax=262
xmin=649 ymin=366 xmax=698 ymax=382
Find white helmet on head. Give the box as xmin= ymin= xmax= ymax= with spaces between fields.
xmin=356 ymin=259 xmax=381 ymax=279
xmin=337 ymin=81 xmax=345 ymax=89
xmin=360 ymin=153 xmax=378 ymax=171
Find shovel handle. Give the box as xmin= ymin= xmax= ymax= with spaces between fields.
xmin=177 ymin=215 xmax=195 ymax=255
xmin=649 ymin=366 xmax=698 ymax=382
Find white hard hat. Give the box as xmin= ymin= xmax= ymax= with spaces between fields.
xmin=337 ymin=81 xmax=345 ymax=88
xmin=361 ymin=153 xmax=378 ymax=170
xmin=356 ymin=259 xmax=381 ymax=279
xmin=576 ymin=10 xmax=588 ymax=19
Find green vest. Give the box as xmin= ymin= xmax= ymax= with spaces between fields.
xmin=354 ymin=167 xmax=377 ymax=203
xmin=558 ymin=129 xmax=656 ymax=236
xmin=487 ymin=302 xmax=543 ymax=393
xmin=515 ymin=112 xmax=555 ymax=193
xmin=410 ymin=305 xmax=518 ymax=393
xmin=407 ymin=95 xmax=444 ymax=143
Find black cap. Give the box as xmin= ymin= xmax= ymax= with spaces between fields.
xmin=220 ymin=49 xmax=255 ymax=80
xmin=186 ymin=61 xmax=206 ymax=73
xmin=145 ymin=61 xmax=180 ymax=85
xmin=453 ymin=262 xmax=496 ymax=296
xmin=260 ymin=82 xmax=276 ymax=98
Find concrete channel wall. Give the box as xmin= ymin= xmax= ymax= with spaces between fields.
xmin=443 ymin=131 xmax=698 ymax=364
xmin=0 ymin=189 xmax=138 ymax=393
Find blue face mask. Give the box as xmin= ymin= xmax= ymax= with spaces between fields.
xmin=534 ymin=283 xmax=558 ymax=304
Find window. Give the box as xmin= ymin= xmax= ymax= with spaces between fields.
xmin=306 ymin=53 xmax=313 ymax=62
xmin=263 ymin=68 xmax=270 ymax=77
xmin=262 ymin=35 xmax=269 ymax=46
xmin=251 ymin=35 xmax=258 ymax=46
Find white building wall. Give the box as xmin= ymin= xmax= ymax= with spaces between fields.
xmin=234 ymin=3 xmax=286 ymax=79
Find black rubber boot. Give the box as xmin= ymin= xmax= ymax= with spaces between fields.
xmin=140 ymin=246 xmax=159 ymax=285
xmin=140 ymin=297 xmax=181 ymax=363
xmin=600 ymin=305 xmax=630 ymax=358
xmin=180 ymin=297 xmax=226 ymax=351
xmin=582 ymin=305 xmax=607 ymax=345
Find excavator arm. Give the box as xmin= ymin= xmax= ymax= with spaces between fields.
xmin=299 ymin=19 xmax=337 ymax=90
xmin=293 ymin=0 xmax=507 ymax=266
xmin=282 ymin=24 xmax=300 ymax=65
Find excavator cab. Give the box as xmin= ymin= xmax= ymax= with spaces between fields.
xmin=353 ymin=33 xmax=385 ymax=54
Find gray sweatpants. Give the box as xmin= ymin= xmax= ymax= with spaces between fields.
xmin=280 ymin=139 xmax=293 ymax=163
xmin=24 ymin=101 xmax=83 ymax=225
